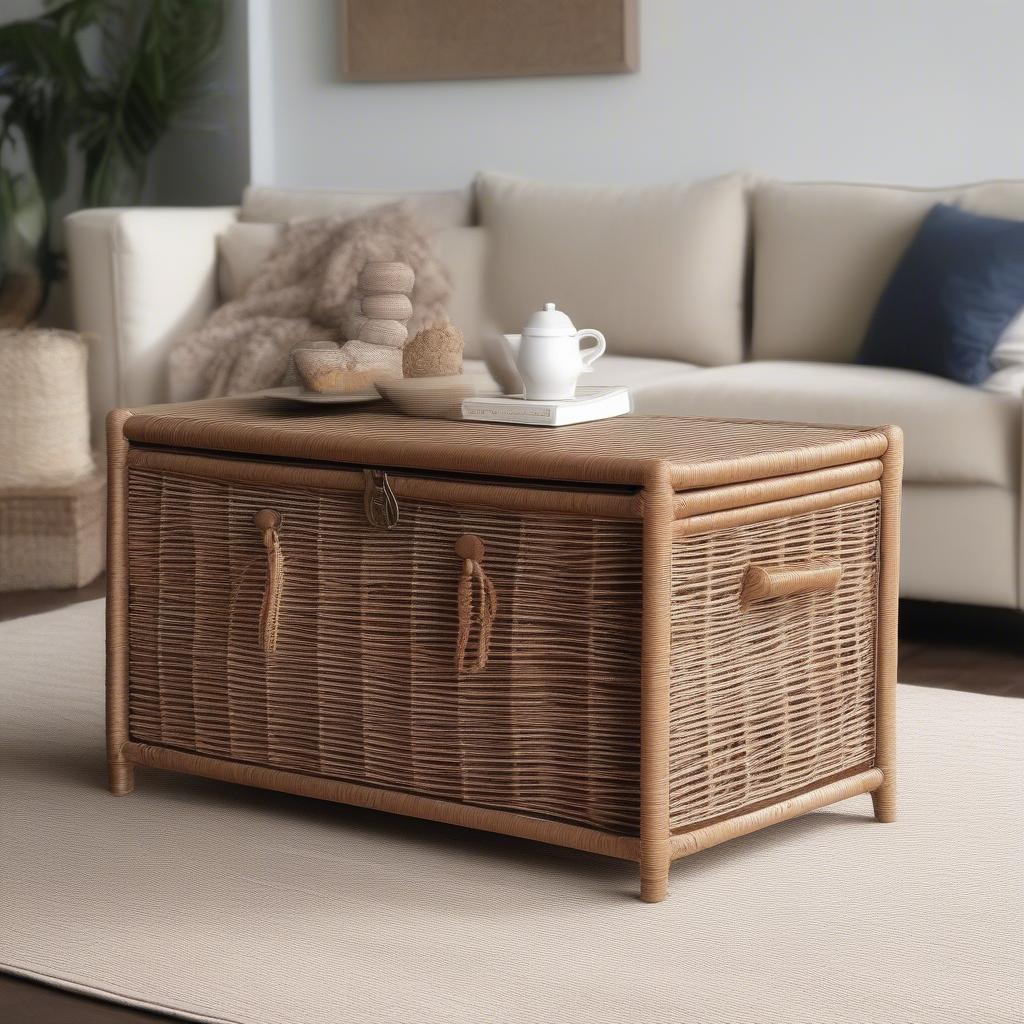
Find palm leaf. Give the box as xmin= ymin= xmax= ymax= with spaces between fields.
xmin=0 ymin=0 xmax=223 ymax=310
xmin=80 ymin=0 xmax=224 ymax=206
xmin=0 ymin=167 xmax=45 ymax=263
xmin=0 ymin=18 xmax=88 ymax=207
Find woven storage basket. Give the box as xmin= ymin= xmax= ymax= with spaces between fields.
xmin=107 ymin=399 xmax=902 ymax=902
xmin=0 ymin=471 xmax=105 ymax=591
xmin=0 ymin=329 xmax=94 ymax=488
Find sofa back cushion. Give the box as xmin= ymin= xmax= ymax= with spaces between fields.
xmin=857 ymin=204 xmax=1024 ymax=385
xmin=477 ymin=172 xmax=748 ymax=365
xmin=433 ymin=226 xmax=488 ymax=357
xmin=752 ymin=179 xmax=1024 ymax=362
xmin=239 ymin=185 xmax=474 ymax=229
xmin=217 ymin=222 xmax=284 ymax=301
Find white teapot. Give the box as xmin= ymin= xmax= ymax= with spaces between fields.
xmin=499 ymin=303 xmax=606 ymax=400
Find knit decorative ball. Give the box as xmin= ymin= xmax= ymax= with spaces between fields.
xmin=354 ymin=260 xmax=414 ymax=351
xmin=403 ymin=321 xmax=465 ymax=378
xmin=306 ymin=260 xmax=417 ymax=393
xmin=358 ymin=261 xmax=415 ymax=295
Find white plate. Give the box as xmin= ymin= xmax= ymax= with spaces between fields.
xmin=258 ymin=385 xmax=382 ymax=405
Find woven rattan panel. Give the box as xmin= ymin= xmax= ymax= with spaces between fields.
xmin=126 ymin=468 xmax=643 ymax=834
xmin=124 ymin=398 xmax=890 ymax=489
xmin=668 ymin=498 xmax=880 ymax=832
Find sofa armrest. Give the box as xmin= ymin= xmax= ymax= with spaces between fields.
xmin=984 ymin=368 xmax=1024 ymax=609
xmin=65 ymin=206 xmax=238 ymax=446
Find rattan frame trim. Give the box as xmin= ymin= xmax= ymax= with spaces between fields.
xmin=672 ymin=482 xmax=882 ymax=537
xmin=127 ymin=448 xmax=884 ymax=527
xmin=639 ymin=463 xmax=674 ymax=902
xmin=872 ymin=427 xmax=903 ymax=822
xmin=126 ymin=448 xmax=644 ymax=519
xmin=669 ymin=768 xmax=883 ymax=859
xmin=113 ymin=744 xmax=883 ymax=869
xmin=119 ymin=741 xmax=641 ymax=861
xmin=106 ymin=410 xmax=135 ymax=797
xmin=665 ymin=431 xmax=886 ymax=490
xmin=673 ymin=460 xmax=883 ymax=519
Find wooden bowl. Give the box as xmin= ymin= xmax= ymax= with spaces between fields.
xmin=375 ymin=375 xmax=497 ymax=419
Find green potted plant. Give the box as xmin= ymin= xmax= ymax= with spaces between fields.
xmin=0 ymin=0 xmax=223 ymax=325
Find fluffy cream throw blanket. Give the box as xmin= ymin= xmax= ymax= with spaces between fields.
xmin=169 ymin=204 xmax=451 ymax=398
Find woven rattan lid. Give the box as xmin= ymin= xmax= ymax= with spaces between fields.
xmin=122 ymin=397 xmax=890 ymax=491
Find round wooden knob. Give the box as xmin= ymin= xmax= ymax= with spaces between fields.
xmin=455 ymin=534 xmax=485 ymax=561
xmin=254 ymin=509 xmax=282 ymax=532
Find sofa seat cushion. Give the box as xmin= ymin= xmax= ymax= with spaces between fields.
xmin=465 ymin=354 xmax=701 ymax=395
xmin=477 ymin=172 xmax=748 ymax=366
xmin=634 ymin=361 xmax=1020 ymax=487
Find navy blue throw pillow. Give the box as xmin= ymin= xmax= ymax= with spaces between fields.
xmin=858 ymin=203 xmax=1024 ymax=385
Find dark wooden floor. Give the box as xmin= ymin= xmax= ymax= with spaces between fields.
xmin=0 ymin=976 xmax=175 ymax=1024
xmin=898 ymin=598 xmax=1024 ymax=697
xmin=1 ymin=581 xmax=1021 ymax=1022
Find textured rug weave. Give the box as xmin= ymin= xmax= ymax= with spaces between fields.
xmin=1 ymin=600 xmax=1022 ymax=1024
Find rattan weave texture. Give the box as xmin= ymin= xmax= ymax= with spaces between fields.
xmin=668 ymin=498 xmax=880 ymax=830
xmin=126 ymin=467 xmax=643 ymax=834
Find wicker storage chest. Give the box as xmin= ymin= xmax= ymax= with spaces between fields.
xmin=107 ymin=399 xmax=901 ymax=902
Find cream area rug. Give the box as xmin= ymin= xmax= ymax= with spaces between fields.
xmin=2 ymin=600 xmax=1022 ymax=1024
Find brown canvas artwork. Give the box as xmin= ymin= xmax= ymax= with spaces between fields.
xmin=339 ymin=0 xmax=639 ymax=82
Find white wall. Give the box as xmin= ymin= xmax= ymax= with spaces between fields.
xmin=251 ymin=0 xmax=1024 ymax=191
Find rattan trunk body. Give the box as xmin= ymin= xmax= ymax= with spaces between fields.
xmin=107 ymin=398 xmax=902 ymax=902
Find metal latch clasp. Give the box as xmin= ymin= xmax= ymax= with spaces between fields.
xmin=363 ymin=469 xmax=399 ymax=530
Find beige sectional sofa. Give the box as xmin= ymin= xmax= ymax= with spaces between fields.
xmin=65 ymin=174 xmax=1024 ymax=609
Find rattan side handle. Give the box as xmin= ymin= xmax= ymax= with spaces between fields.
xmin=740 ymin=561 xmax=842 ymax=605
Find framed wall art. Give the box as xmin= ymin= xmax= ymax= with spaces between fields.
xmin=339 ymin=0 xmax=639 ymax=82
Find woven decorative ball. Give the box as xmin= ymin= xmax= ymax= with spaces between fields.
xmin=311 ymin=260 xmax=417 ymax=392
xmin=359 ymin=319 xmax=409 ymax=349
xmin=359 ymin=261 xmax=415 ymax=295
xmin=362 ymin=293 xmax=413 ymax=321
xmin=403 ymin=321 xmax=465 ymax=379
xmin=356 ymin=265 xmax=413 ymax=343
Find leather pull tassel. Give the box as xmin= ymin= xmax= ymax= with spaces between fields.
xmin=454 ymin=534 xmax=497 ymax=675
xmin=254 ymin=509 xmax=284 ymax=654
